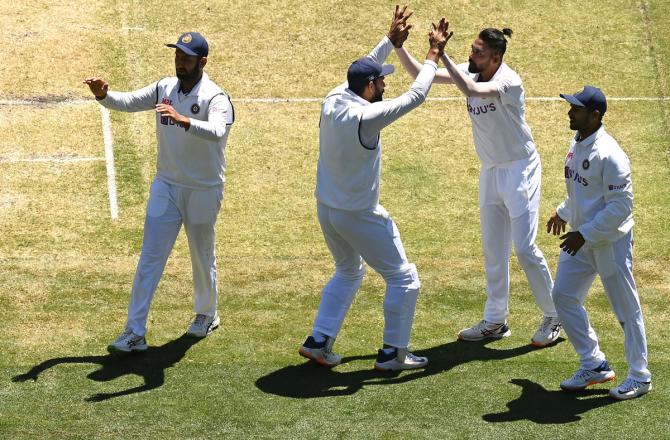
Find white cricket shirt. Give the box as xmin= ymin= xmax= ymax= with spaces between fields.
xmin=461 ymin=62 xmax=536 ymax=167
xmin=315 ymin=37 xmax=437 ymax=210
xmin=556 ymin=126 xmax=634 ymax=246
xmin=99 ymin=73 xmax=234 ymax=189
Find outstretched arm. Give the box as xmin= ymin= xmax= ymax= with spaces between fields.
xmin=395 ymin=46 xmax=454 ymax=84
xmin=84 ymin=76 xmax=157 ymax=112
xmin=359 ymin=18 xmax=452 ymax=143
xmin=367 ymin=4 xmax=414 ymax=65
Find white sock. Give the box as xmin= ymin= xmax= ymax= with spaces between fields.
xmin=312 ymin=331 xmax=327 ymax=344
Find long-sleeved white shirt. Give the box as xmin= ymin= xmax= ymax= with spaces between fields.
xmin=556 ymin=125 xmax=634 ymax=247
xmin=315 ymin=36 xmax=437 ymax=210
xmin=98 ymin=72 xmax=234 ymax=189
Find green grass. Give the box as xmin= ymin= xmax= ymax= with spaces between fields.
xmin=1 ymin=0 xmax=669 ymax=438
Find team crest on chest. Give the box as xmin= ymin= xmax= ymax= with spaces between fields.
xmin=191 ymin=103 xmax=200 ymax=114
xmin=582 ymin=159 xmax=590 ymax=170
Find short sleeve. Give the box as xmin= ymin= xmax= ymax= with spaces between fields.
xmin=495 ymin=76 xmax=524 ymax=107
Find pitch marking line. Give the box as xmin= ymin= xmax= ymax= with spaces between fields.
xmin=100 ymin=106 xmax=119 ymax=220
xmin=0 ymin=156 xmax=103 ymax=163
xmin=1 ymin=97 xmax=669 ymax=106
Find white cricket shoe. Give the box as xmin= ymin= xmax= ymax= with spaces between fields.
xmin=107 ymin=329 xmax=148 ymax=353
xmin=531 ymin=316 xmax=562 ymax=347
xmin=560 ymin=361 xmax=616 ymax=391
xmin=186 ymin=313 xmax=220 ymax=338
xmin=299 ymin=336 xmax=342 ymax=367
xmin=458 ymin=320 xmax=511 ymax=341
xmin=609 ymin=377 xmax=652 ymax=400
xmin=374 ymin=347 xmax=428 ymax=371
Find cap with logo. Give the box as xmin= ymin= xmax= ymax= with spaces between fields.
xmin=560 ymin=85 xmax=607 ymax=115
xmin=166 ymin=32 xmax=209 ymax=57
xmin=347 ymin=57 xmax=394 ymax=91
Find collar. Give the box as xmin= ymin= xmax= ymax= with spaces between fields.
xmin=575 ymin=125 xmax=605 ymax=147
xmin=475 ymin=62 xmax=506 ymax=83
xmin=179 ymin=72 xmax=208 ymax=97
xmin=344 ymin=87 xmax=370 ymax=106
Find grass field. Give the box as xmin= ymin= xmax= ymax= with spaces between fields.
xmin=1 ymin=0 xmax=669 ymax=438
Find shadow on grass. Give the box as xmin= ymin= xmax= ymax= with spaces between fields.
xmin=12 ymin=334 xmax=201 ymax=402
xmin=255 ymin=338 xmax=565 ymax=398
xmin=482 ymin=378 xmax=619 ymax=424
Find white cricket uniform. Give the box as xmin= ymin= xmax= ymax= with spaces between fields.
xmin=98 ymin=73 xmax=234 ymax=336
xmin=312 ymin=36 xmax=437 ymax=348
xmin=460 ymin=62 xmax=555 ymax=323
xmin=552 ymin=126 xmax=650 ymax=382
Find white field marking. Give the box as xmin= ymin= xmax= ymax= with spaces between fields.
xmin=0 ymin=99 xmax=91 ymax=106
xmin=233 ymin=96 xmax=670 ymax=103
xmin=1 ymin=97 xmax=670 ymax=106
xmin=0 ymin=156 xmax=103 ymax=163
xmin=100 ymin=106 xmax=119 ymax=220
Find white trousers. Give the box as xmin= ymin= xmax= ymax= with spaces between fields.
xmin=312 ymin=202 xmax=421 ymax=348
xmin=480 ymin=153 xmax=556 ymax=323
xmin=126 ymin=178 xmax=223 ymax=336
xmin=552 ymin=231 xmax=651 ymax=382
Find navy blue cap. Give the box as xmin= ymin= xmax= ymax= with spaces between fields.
xmin=166 ymin=32 xmax=209 ymax=57
xmin=347 ymin=57 xmax=394 ymax=91
xmin=560 ymin=85 xmax=607 ymax=114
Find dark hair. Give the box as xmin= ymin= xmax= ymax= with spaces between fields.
xmin=479 ymin=28 xmax=513 ymax=57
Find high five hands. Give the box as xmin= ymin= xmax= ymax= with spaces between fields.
xmin=428 ymin=18 xmax=453 ymax=58
xmin=388 ymin=5 xmax=413 ymax=48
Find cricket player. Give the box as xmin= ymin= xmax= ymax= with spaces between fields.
xmin=548 ymin=86 xmax=652 ymax=400
xmin=395 ymin=26 xmax=560 ymax=346
xmin=299 ymin=7 xmax=451 ymax=371
xmin=84 ymin=32 xmax=234 ymax=352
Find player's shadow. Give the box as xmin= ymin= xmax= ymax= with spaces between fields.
xmin=482 ymin=378 xmax=619 ymax=424
xmin=12 ymin=334 xmax=201 ymax=402
xmin=255 ymin=338 xmax=564 ymax=398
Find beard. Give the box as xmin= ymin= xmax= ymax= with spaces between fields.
xmin=467 ymin=59 xmax=481 ymax=73
xmin=176 ymin=65 xmax=200 ymax=82
xmin=569 ymin=119 xmax=579 ymax=130
xmin=371 ymin=88 xmax=384 ymax=103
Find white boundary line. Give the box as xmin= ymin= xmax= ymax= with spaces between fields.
xmin=100 ymin=106 xmax=119 ymax=220
xmin=0 ymin=156 xmax=103 ymax=163
xmin=1 ymin=96 xmax=669 ymax=106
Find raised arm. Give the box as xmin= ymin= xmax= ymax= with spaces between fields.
xmin=367 ymin=4 xmax=413 ymax=65
xmin=359 ymin=18 xmax=452 ymax=144
xmin=395 ymin=47 xmax=454 ymax=84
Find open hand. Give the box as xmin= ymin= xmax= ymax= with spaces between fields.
xmin=546 ymin=211 xmax=567 ymax=236
xmin=559 ymin=231 xmax=585 ymax=256
xmin=388 ymin=5 xmax=413 ymax=48
xmin=428 ymin=18 xmax=453 ymax=54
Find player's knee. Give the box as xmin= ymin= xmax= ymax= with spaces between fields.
xmin=515 ymin=244 xmax=543 ymax=266
xmin=551 ymin=288 xmax=575 ymax=309
xmin=335 ymin=264 xmax=365 ymax=281
xmin=382 ymin=263 xmax=420 ymax=291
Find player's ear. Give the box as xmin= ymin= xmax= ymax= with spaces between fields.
xmin=199 ymin=57 xmax=208 ymax=69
